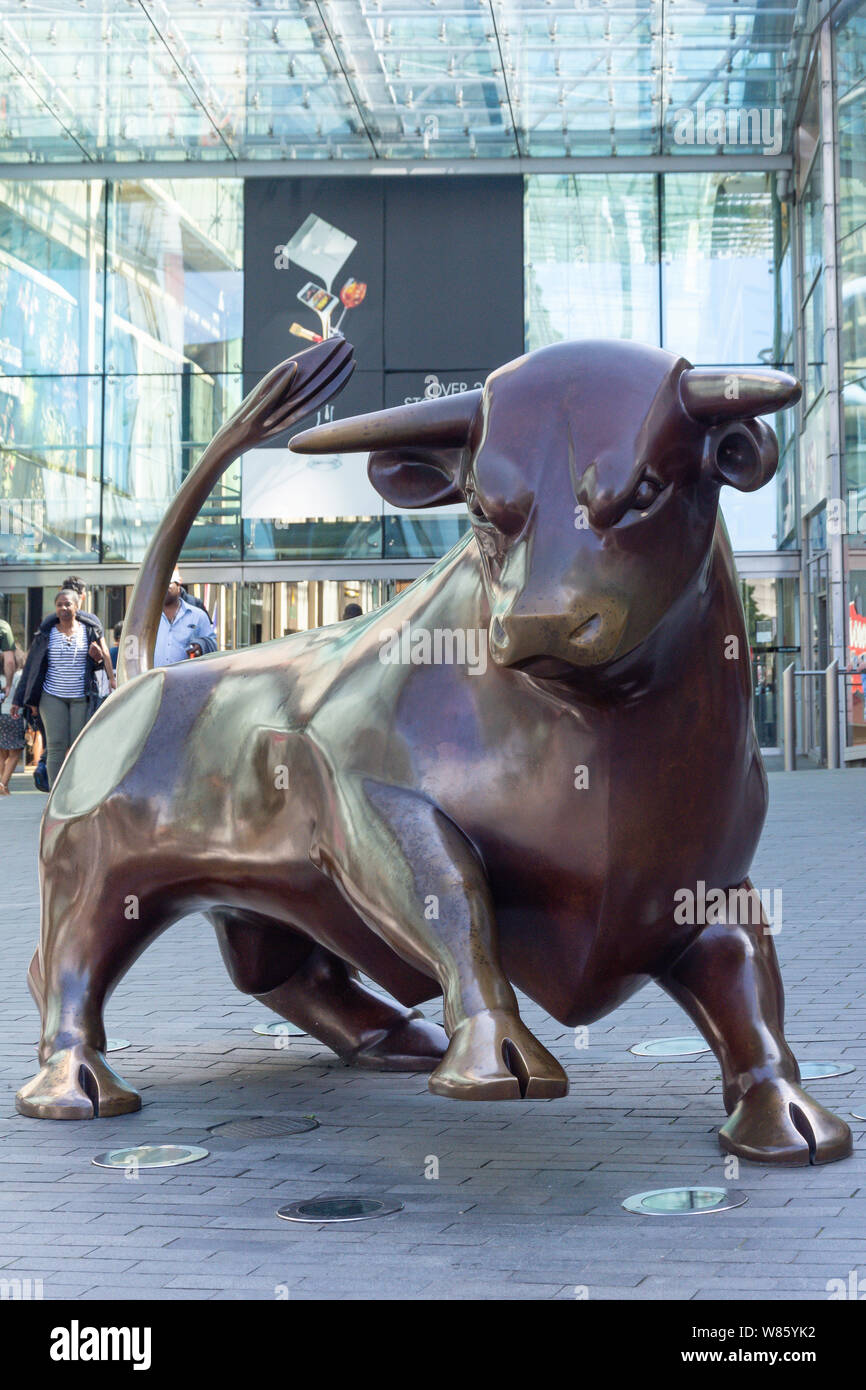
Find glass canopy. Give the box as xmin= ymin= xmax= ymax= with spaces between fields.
xmin=0 ymin=0 xmax=807 ymax=165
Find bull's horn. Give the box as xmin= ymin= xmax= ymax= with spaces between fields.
xmin=289 ymin=388 xmax=482 ymax=454
xmin=680 ymin=368 xmax=801 ymax=424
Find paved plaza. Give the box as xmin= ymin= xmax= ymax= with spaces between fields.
xmin=0 ymin=771 xmax=864 ymax=1302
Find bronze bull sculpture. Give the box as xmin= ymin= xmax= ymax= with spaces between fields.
xmin=17 ymin=335 xmax=852 ymax=1166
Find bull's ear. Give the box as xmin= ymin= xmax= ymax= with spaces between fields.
xmin=289 ymin=389 xmax=481 ymax=509
xmin=706 ymin=418 xmax=779 ymax=493
xmin=368 ymin=447 xmax=465 ymax=508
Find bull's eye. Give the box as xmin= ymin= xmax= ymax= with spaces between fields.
xmin=631 ymin=475 xmax=662 ymax=511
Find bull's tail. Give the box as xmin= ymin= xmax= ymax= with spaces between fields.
xmin=118 ymin=338 xmax=354 ymax=685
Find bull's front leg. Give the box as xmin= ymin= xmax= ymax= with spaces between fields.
xmin=318 ymin=778 xmax=567 ymax=1100
xmin=658 ymin=879 xmax=852 ymax=1165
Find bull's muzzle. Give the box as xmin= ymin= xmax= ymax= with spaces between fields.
xmin=489 ymin=598 xmax=628 ymax=670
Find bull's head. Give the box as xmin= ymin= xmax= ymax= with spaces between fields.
xmin=290 ymin=341 xmax=799 ymax=679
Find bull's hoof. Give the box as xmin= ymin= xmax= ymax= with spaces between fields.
xmin=719 ymin=1077 xmax=853 ymax=1166
xmin=428 ymin=1008 xmax=568 ymax=1100
xmin=346 ymin=1012 xmax=448 ymax=1072
xmin=16 ymin=1044 xmax=141 ymax=1121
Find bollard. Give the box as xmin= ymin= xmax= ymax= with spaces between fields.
xmin=825 ymin=660 xmax=839 ymax=769
xmin=783 ymin=663 xmax=796 ymax=771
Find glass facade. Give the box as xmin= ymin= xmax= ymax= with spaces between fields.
xmin=0 ymin=176 xmax=244 ymax=568
xmin=0 ymin=3 xmax=802 ymax=164
xmin=5 ymin=1 xmax=866 ymax=761
xmin=526 ymin=169 xmax=786 ymax=551
xmin=4 ymin=166 xmax=789 ymax=576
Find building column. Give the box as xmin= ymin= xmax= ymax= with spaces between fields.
xmin=819 ymin=15 xmax=848 ymax=749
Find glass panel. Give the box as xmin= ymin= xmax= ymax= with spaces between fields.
xmin=775 ymin=203 xmax=794 ymax=365
xmin=842 ymin=368 xmax=866 ymax=538
xmin=835 ymin=5 xmax=866 ymax=100
xmin=662 ymin=172 xmax=776 ymax=364
xmin=776 ymin=443 xmax=798 ymax=548
xmin=800 ymin=393 xmax=831 ymax=516
xmin=105 ymin=179 xmax=243 ymax=376
xmin=801 ymin=159 xmax=823 ymax=297
xmin=525 ymin=174 xmax=659 ymax=350
xmin=802 ymin=272 xmax=826 ymax=407
xmin=0 ymin=374 xmax=102 ymax=564
xmin=739 ymin=577 xmax=801 ymax=749
xmin=721 ymin=483 xmax=778 ymax=552
xmin=383 ymin=513 xmax=469 ymax=560
xmin=243 ymin=516 xmax=382 ymax=563
xmin=0 ymin=179 xmax=105 ymax=375
xmin=101 ymin=371 xmax=243 ymax=565
xmin=0 ymin=2 xmax=802 ymax=164
xmin=840 ymin=219 xmax=866 ymax=379
xmin=838 ymin=80 xmax=866 ymax=241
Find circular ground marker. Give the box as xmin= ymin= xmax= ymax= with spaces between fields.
xmin=623 ymin=1186 xmax=748 ymax=1216
xmin=209 ymin=1115 xmax=318 ymax=1140
xmin=276 ymin=1195 xmax=403 ymax=1224
xmin=253 ymin=1020 xmax=307 ymax=1037
xmin=106 ymin=1039 xmax=130 ymax=1052
xmin=92 ymin=1144 xmax=208 ymax=1169
xmin=630 ymin=1036 xmax=711 ymax=1057
xmin=799 ymin=1061 xmax=855 ymax=1080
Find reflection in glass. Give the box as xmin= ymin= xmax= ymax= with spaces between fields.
xmin=0 ymin=374 xmax=102 ymax=565
xmin=802 ymin=273 xmax=826 ymax=407
xmin=843 ymin=370 xmax=866 ymax=523
xmin=801 ymin=161 xmax=823 ymax=294
xmin=525 ymin=175 xmax=658 ymax=349
xmin=838 ymin=80 xmax=866 ymax=243
xmin=662 ymin=173 xmax=776 ymax=364
xmin=0 ymin=180 xmax=105 ymax=375
xmin=105 ymin=180 xmax=243 ymax=376
xmin=840 ymin=225 xmax=866 ymax=380
xmin=101 ymin=372 xmax=243 ymax=565
xmin=739 ymin=576 xmax=800 ymax=749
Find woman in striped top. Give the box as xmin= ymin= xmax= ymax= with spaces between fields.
xmin=15 ymin=589 xmax=114 ymax=788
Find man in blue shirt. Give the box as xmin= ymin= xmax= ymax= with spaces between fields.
xmin=153 ymin=570 xmax=217 ymax=667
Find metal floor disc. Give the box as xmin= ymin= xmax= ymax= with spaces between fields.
xmin=276 ymin=1195 xmax=403 ymax=1223
xmin=92 ymin=1144 xmax=209 ymax=1169
xmin=210 ymin=1115 xmax=318 ymax=1139
xmin=630 ymin=1036 xmax=711 ymax=1057
xmin=798 ymin=1061 xmax=855 ymax=1080
xmin=623 ymin=1186 xmax=748 ymax=1215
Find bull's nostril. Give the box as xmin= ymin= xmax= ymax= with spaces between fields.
xmin=490 ymin=616 xmax=507 ymax=648
xmin=570 ymin=614 xmax=603 ymax=644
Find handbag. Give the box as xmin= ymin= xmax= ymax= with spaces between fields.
xmin=33 ymin=755 xmax=49 ymax=794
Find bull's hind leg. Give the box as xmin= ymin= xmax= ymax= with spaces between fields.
xmin=318 ymin=778 xmax=567 ymax=1100
xmin=211 ymin=908 xmax=447 ymax=1070
xmin=658 ymin=879 xmax=852 ymax=1165
xmin=17 ymin=822 xmax=176 ymax=1120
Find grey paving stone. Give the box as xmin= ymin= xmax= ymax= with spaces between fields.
xmin=1 ymin=771 xmax=864 ymax=1300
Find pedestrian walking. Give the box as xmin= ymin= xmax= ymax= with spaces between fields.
xmin=154 ymin=570 xmax=217 ymax=666
xmin=14 ymin=589 xmax=114 ymax=788
xmin=0 ymin=644 xmax=25 ymax=795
